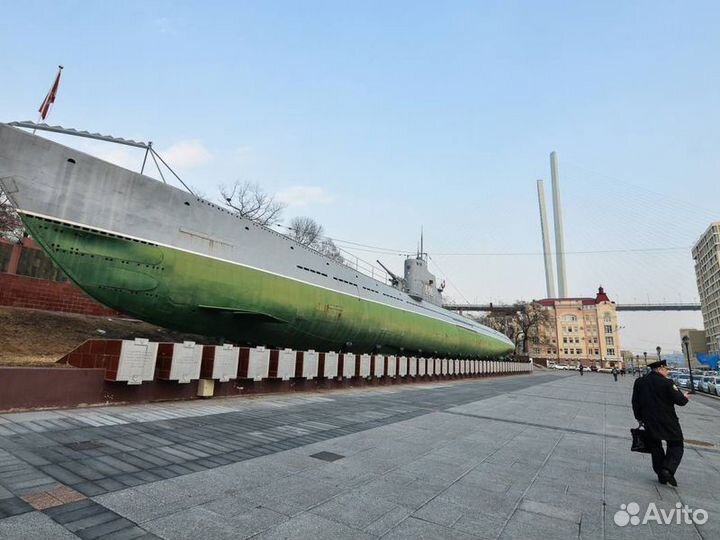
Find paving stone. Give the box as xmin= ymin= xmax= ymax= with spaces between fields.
xmin=0 ymin=510 xmax=80 ymax=540
xmin=383 ymin=516 xmax=480 ymax=539
xmin=75 ymin=517 xmax=137 ymax=540
xmin=254 ymin=511 xmax=376 ymax=540
xmin=0 ymin=497 xmax=33 ymax=518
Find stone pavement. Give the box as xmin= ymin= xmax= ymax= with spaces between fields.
xmin=0 ymin=371 xmax=719 ymax=539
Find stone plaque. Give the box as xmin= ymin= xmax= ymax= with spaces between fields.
xmin=324 ymin=352 xmax=339 ymax=379
xmin=277 ymin=348 xmax=295 ymax=380
xmin=302 ymin=350 xmax=318 ymax=379
xmin=117 ymin=339 xmax=158 ymax=384
xmin=342 ymin=354 xmax=356 ymax=378
xmin=359 ymin=354 xmax=371 ymax=378
xmin=385 ymin=355 xmax=395 ymax=377
xmin=169 ymin=341 xmax=202 ymax=383
xmin=398 ymin=356 xmax=407 ymax=377
xmin=248 ymin=347 xmax=270 ymax=381
xmin=212 ymin=344 xmax=239 ymax=382
xmin=374 ymin=355 xmax=385 ymax=378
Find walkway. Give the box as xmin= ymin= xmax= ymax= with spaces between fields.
xmin=1 ymin=372 xmax=718 ymax=539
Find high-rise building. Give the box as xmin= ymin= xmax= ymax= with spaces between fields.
xmin=530 ymin=287 xmax=623 ymax=367
xmin=692 ymin=222 xmax=720 ymax=355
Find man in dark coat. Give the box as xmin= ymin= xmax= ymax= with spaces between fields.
xmin=632 ymin=359 xmax=689 ymax=486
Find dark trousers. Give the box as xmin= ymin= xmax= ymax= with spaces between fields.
xmin=646 ymin=437 xmax=684 ymax=476
xmin=613 ymin=374 xmax=618 ymax=381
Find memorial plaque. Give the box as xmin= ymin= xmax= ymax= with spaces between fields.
xmin=385 ymin=355 xmax=395 ymax=377
xmin=324 ymin=352 xmax=339 ymax=379
xmin=359 ymin=354 xmax=371 ymax=378
xmin=374 ymin=355 xmax=385 ymax=378
xmin=169 ymin=341 xmax=202 ymax=383
xmin=302 ymin=350 xmax=318 ymax=379
xmin=116 ymin=339 xmax=158 ymax=384
xmin=247 ymin=347 xmax=270 ymax=381
xmin=212 ymin=344 xmax=239 ymax=382
xmin=342 ymin=354 xmax=356 ymax=378
xmin=408 ymin=356 xmax=416 ymax=376
xmin=398 ymin=356 xmax=407 ymax=377
xmin=277 ymin=348 xmax=295 ymax=380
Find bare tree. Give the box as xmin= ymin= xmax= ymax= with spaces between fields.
xmin=316 ymin=237 xmax=344 ymax=263
xmin=0 ymin=188 xmax=23 ymax=241
xmin=471 ymin=301 xmax=551 ymax=354
xmin=288 ymin=216 xmax=323 ymax=246
xmin=288 ymin=216 xmax=344 ymax=263
xmin=220 ymin=180 xmax=285 ymax=227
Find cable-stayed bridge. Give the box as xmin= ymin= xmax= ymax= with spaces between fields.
xmin=443 ymin=303 xmax=701 ymax=315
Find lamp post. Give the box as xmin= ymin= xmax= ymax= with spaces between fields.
xmin=643 ymin=352 xmax=647 ymax=372
xmin=656 ymin=346 xmax=662 ymax=361
xmin=635 ymin=355 xmax=640 ymax=376
xmin=683 ymin=336 xmax=695 ymax=394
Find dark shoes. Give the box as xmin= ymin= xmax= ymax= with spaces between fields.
xmin=659 ymin=469 xmax=678 ymax=487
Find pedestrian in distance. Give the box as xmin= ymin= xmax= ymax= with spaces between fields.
xmin=612 ymin=366 xmax=618 ymax=381
xmin=631 ymin=359 xmax=689 ymax=486
xmin=579 ymin=364 xmax=584 ymax=376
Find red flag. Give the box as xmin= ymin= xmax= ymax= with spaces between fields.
xmin=38 ymin=66 xmax=63 ymax=121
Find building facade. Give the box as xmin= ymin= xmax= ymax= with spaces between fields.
xmin=692 ymin=222 xmax=720 ymax=356
xmin=679 ymin=328 xmax=708 ymax=368
xmin=530 ymin=287 xmax=623 ymax=367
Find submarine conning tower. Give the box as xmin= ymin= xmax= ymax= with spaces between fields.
xmin=403 ymin=255 xmax=444 ymax=306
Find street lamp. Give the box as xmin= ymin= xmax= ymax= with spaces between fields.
xmin=643 ymin=352 xmax=647 ymax=372
xmin=682 ymin=336 xmax=695 ymax=394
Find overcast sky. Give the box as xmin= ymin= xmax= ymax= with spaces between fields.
xmin=2 ymin=1 xmax=717 ymax=353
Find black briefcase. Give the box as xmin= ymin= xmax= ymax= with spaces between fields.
xmin=631 ymin=426 xmax=651 ymax=454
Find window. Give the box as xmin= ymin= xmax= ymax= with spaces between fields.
xmin=563 ymin=315 xmax=577 ymax=322
xmin=608 ymin=348 xmax=616 ymax=356
xmin=563 ymin=337 xmax=568 ymax=344
xmin=606 ymin=336 xmax=614 ymax=346
xmin=576 ymin=348 xmax=582 ymax=354
xmin=604 ymin=325 xmax=613 ymax=333
xmin=594 ymin=349 xmax=600 ymax=355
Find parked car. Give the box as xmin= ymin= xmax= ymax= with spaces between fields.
xmin=676 ymin=376 xmax=690 ymax=388
xmin=590 ymin=365 xmax=599 ymax=372
xmin=693 ymin=377 xmax=704 ymax=392
xmin=701 ymin=375 xmax=717 ymax=393
xmin=706 ymin=376 xmax=720 ymax=396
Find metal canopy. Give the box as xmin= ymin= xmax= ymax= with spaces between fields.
xmin=6 ymin=121 xmax=149 ymax=149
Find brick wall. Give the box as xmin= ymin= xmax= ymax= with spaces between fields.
xmin=0 ymin=273 xmax=121 ymax=317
